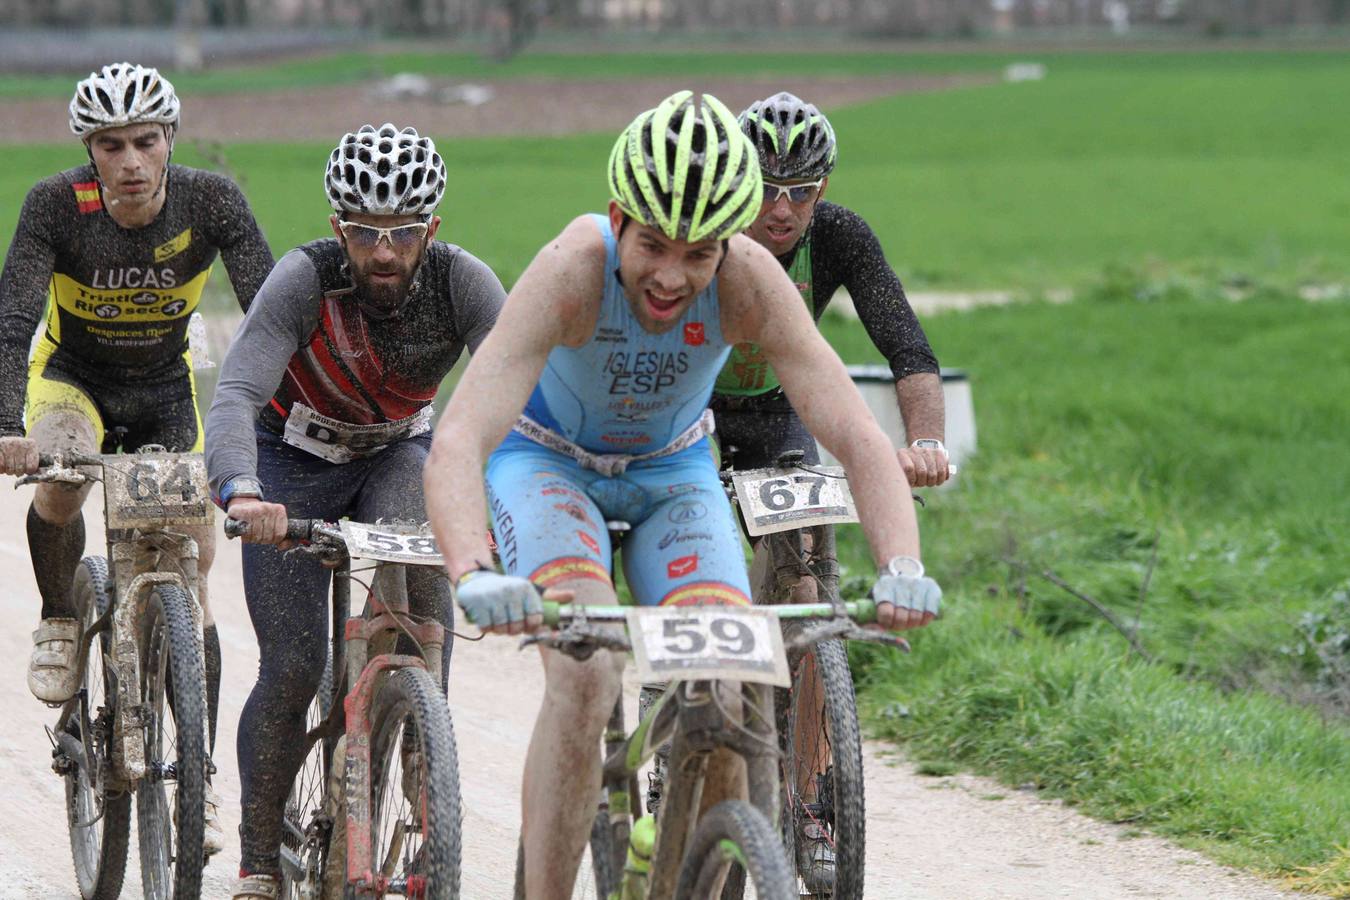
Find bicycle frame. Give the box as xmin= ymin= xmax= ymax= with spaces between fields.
xmin=340 ymin=560 xmax=446 ymax=894
xmin=258 ymin=518 xmax=450 ymax=897
xmin=549 ymin=601 xmax=876 ymax=898
xmin=39 ymin=454 xmax=208 ymax=795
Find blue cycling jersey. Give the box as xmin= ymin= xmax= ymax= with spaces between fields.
xmin=489 ymin=213 xmax=750 ymax=606
xmin=521 ymin=213 xmax=732 ymax=454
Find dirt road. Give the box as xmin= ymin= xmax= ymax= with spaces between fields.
xmin=0 ymin=484 xmax=1316 ymax=899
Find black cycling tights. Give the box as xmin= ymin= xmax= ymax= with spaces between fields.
xmin=237 ymin=429 xmax=452 ymax=876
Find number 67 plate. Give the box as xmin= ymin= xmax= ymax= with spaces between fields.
xmin=731 ymin=466 xmax=858 ymax=537
xmin=627 ymin=606 xmax=789 ymax=686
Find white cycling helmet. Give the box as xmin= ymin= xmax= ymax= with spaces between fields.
xmin=325 ymin=124 xmax=446 ymax=217
xmin=69 ymin=62 xmax=180 ymax=139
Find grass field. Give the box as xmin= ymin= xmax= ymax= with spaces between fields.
xmin=2 ymin=47 xmax=1348 ymax=889
xmin=817 ymin=286 xmax=1350 ymax=887
xmin=3 ymin=49 xmax=1349 ymax=289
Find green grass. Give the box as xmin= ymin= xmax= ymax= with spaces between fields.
xmin=0 ymin=45 xmax=1033 ymax=98
xmin=817 ymin=285 xmax=1350 ymax=883
xmin=4 ymin=50 xmax=1348 ymax=289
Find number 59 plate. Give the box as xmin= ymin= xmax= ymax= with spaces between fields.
xmin=731 ymin=466 xmax=858 ymax=537
xmin=339 ymin=521 xmax=445 ymax=566
xmin=627 ymin=606 xmax=789 ymax=686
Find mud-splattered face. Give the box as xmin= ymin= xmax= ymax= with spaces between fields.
xmin=331 ymin=212 xmax=441 ymax=315
xmin=86 ymin=122 xmax=171 ymax=214
xmin=746 ymin=176 xmax=827 ymax=258
xmin=609 ymin=203 xmax=724 ymax=335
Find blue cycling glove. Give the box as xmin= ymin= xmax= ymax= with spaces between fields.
xmin=871 ymin=574 xmax=942 ymax=619
xmin=454 ymin=570 xmax=543 ymax=629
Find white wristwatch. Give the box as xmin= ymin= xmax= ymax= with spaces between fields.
xmin=881 ymin=555 xmax=925 ymax=579
xmin=910 ymin=438 xmax=947 ymax=455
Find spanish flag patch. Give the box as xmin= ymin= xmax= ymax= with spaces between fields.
xmin=72 ymin=181 xmax=102 ymax=214
xmin=659 ymin=582 xmax=751 ymax=608
xmin=529 ymin=557 xmax=611 ymax=588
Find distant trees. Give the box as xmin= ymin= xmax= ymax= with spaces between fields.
xmin=3 ymin=0 xmax=1347 ymax=33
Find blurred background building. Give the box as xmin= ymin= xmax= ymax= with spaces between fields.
xmin=2 ymin=0 xmax=1347 ymax=71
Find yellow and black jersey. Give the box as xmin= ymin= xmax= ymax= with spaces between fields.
xmin=0 ymin=163 xmax=274 ymax=435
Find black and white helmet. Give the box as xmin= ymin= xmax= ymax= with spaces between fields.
xmin=738 ymin=92 xmax=838 ymax=181
xmin=69 ymin=62 xmax=181 ymax=139
xmin=325 ymin=124 xmax=446 ymax=217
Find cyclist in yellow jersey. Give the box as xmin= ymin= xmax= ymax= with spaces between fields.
xmin=0 ymin=62 xmax=274 ymax=855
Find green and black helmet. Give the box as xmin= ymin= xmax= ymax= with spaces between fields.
xmin=608 ymin=91 xmax=762 ymax=243
xmin=739 ymin=92 xmax=837 ymax=181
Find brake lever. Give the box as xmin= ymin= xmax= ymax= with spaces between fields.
xmin=15 ymin=468 xmax=92 ymax=488
xmin=520 ymin=623 xmax=632 ymax=661
xmin=787 ymin=618 xmax=911 ymax=653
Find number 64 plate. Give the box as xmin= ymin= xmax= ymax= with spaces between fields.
xmin=627 ymin=606 xmax=789 ymax=686
xmin=731 ymin=466 xmax=858 ymax=537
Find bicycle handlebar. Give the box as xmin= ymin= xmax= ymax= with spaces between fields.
xmin=538 ymin=599 xmax=877 ymax=628
xmin=223 ymin=516 xmax=325 ymax=543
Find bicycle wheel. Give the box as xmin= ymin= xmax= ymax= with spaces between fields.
xmin=281 ymin=650 xmax=335 ymax=898
xmin=780 ymin=631 xmax=865 ymax=899
xmin=64 ymin=556 xmax=132 ymax=900
xmin=136 ymin=583 xmax=207 ymax=899
xmin=353 ymin=666 xmax=461 ymax=899
xmin=674 ymin=801 xmax=794 ymax=900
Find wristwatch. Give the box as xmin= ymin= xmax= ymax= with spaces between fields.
xmin=219 ymin=476 xmax=264 ymax=508
xmin=910 ymin=438 xmax=947 ymax=454
xmin=881 ymin=555 xmax=925 ymax=579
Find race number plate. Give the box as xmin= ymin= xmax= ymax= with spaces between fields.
xmin=339 ymin=521 xmax=444 ymax=567
xmin=103 ymin=453 xmax=212 ymax=529
xmin=627 ymin=606 xmax=789 ymax=687
xmin=731 ymin=466 xmax=859 ymax=537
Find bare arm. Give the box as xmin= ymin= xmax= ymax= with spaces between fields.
xmin=721 ymin=237 xmax=929 ymax=629
xmin=425 ymin=215 xmax=604 ymax=583
xmin=895 ymin=371 xmax=950 ymax=486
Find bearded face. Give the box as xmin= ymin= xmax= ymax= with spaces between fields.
xmin=331 ymin=213 xmax=441 ymax=318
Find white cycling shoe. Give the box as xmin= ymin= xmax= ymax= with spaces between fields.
xmin=175 ymin=783 xmax=225 ymax=856
xmin=231 ymin=872 xmax=279 ymax=899
xmin=204 ymin=786 xmax=226 ymax=856
xmin=28 ymin=617 xmax=81 ymax=704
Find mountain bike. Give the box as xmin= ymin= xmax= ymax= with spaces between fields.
xmin=720 ymin=450 xmax=869 ymax=899
xmin=225 ymin=515 xmax=461 ymax=899
xmin=20 ymin=447 xmax=213 ymax=899
xmin=525 ymin=596 xmax=888 ymax=900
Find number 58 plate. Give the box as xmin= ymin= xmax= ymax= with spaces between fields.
xmin=627 ymin=606 xmax=789 ymax=686
xmin=339 ymin=521 xmax=444 ymax=566
xmin=731 ymin=466 xmax=858 ymax=537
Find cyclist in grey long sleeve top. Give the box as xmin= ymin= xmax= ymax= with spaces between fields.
xmin=204 ymin=125 xmax=504 ymax=899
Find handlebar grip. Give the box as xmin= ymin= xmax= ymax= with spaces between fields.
xmin=541 ymin=601 xmax=561 ymax=628
xmin=224 ymin=517 xmax=317 ymax=541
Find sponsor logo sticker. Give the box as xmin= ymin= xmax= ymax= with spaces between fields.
xmin=667 ymin=554 xmax=699 ymax=578
xmin=684 ymin=322 xmax=705 ymax=346
xmin=153 ymin=228 xmax=192 ymax=262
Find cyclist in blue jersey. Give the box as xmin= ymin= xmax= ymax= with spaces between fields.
xmin=424 ymin=91 xmax=942 ymax=898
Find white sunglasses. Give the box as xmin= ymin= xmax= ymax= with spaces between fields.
xmin=762 ymin=179 xmax=824 ymax=204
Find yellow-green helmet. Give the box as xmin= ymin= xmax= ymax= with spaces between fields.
xmin=608 ymin=91 xmax=762 ymax=243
